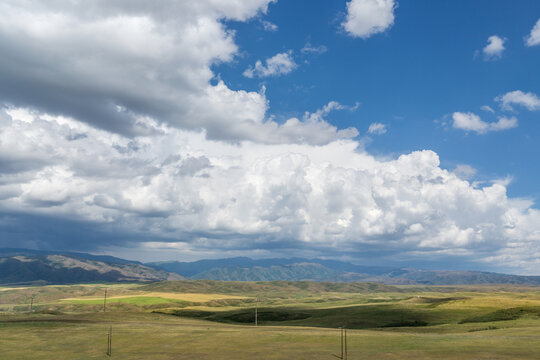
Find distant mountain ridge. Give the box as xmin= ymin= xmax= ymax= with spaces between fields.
xmin=2 ymin=249 xmax=540 ymax=285
xmin=0 ymin=248 xmax=140 ymax=265
xmin=148 ymin=257 xmax=392 ymax=278
xmin=191 ymin=263 xmax=346 ymax=282
xmin=148 ymin=257 xmax=540 ymax=285
xmin=0 ymin=249 xmax=182 ymax=285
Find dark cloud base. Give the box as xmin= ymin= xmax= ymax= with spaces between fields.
xmin=0 ymin=212 xmax=151 ymax=252
xmin=0 ymin=212 xmax=510 ymax=273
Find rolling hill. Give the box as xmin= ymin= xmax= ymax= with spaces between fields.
xmin=0 ymin=249 xmax=182 ymax=285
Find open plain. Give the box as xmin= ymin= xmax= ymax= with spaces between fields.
xmin=1 ymin=281 xmax=540 ymax=359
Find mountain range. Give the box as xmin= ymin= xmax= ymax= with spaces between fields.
xmin=148 ymin=257 xmax=540 ymax=285
xmin=2 ymin=249 xmax=540 ymax=286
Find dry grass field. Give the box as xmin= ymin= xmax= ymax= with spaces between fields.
xmin=1 ymin=281 xmax=540 ymax=359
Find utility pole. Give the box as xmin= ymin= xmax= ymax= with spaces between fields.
xmin=30 ymin=296 xmax=34 ymax=313
xmin=255 ymin=296 xmax=259 ymax=327
xmin=344 ymin=328 xmax=348 ymax=360
xmin=332 ymin=327 xmax=347 ymax=360
xmin=103 ymin=288 xmax=108 ymax=313
xmin=106 ymin=325 xmax=112 ymax=356
xmin=340 ymin=327 xmax=343 ymax=359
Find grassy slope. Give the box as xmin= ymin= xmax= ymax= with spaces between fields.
xmin=1 ymin=282 xmax=540 ymax=359
xmin=1 ymin=312 xmax=539 ymax=359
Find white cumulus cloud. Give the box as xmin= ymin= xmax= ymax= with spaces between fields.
xmin=1 ymin=1 xmax=540 ymax=274
xmin=243 ymin=51 xmax=297 ymax=78
xmin=482 ymin=35 xmax=506 ymax=60
xmin=1 ymin=107 xmax=540 ymax=272
xmin=342 ymin=0 xmax=396 ymax=39
xmin=490 ymin=116 xmax=519 ymax=131
xmin=0 ymin=0 xmax=354 ymax=145
xmin=452 ymin=112 xmax=517 ymax=134
xmin=496 ymin=90 xmax=540 ymax=111
xmin=525 ymin=18 xmax=540 ymax=46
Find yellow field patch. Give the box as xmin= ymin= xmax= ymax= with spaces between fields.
xmin=62 ymin=292 xmax=248 ymax=302
xmin=437 ymin=294 xmax=540 ymax=309
xmin=0 ymin=287 xmax=26 ymax=291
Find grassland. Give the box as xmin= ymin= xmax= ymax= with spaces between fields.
xmin=1 ymin=281 xmax=540 ymax=359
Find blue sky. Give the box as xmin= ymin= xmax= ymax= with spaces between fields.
xmin=219 ymin=0 xmax=540 ymax=199
xmin=0 ymin=0 xmax=539 ymax=273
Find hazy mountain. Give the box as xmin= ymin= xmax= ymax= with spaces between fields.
xmin=148 ymin=257 xmax=392 ymax=278
xmin=0 ymin=249 xmax=182 ymax=285
xmin=191 ymin=263 xmax=356 ymax=282
xmin=383 ymin=269 xmax=540 ymax=285
xmin=149 ymin=257 xmax=540 ymax=285
xmin=3 ymin=250 xmax=540 ymax=285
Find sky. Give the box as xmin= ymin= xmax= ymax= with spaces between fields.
xmin=0 ymin=0 xmax=539 ymax=274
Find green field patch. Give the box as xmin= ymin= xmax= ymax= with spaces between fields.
xmin=160 ymin=304 xmax=452 ymax=329
xmin=156 ymin=307 xmax=311 ymax=323
xmin=459 ymin=306 xmax=540 ymax=323
xmin=417 ymin=296 xmax=469 ymax=304
xmin=157 ymin=309 xmax=216 ymax=318
xmin=380 ymin=319 xmax=429 ymax=327
xmin=222 ymin=309 xmax=311 ymax=323
xmin=467 ymin=325 xmax=499 ymax=332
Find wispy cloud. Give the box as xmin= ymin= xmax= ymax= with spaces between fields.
xmin=496 ymin=90 xmax=540 ymax=111
xmin=261 ymin=20 xmax=278 ymax=32
xmin=243 ymin=51 xmax=297 ymax=78
xmin=481 ymin=105 xmax=495 ymax=113
xmin=453 ymin=164 xmax=477 ymax=180
xmin=452 ymin=112 xmax=517 ymax=134
xmin=301 ymin=42 xmax=328 ymax=55
xmin=303 ymin=101 xmax=360 ymax=123
xmin=368 ymin=122 xmax=387 ymax=135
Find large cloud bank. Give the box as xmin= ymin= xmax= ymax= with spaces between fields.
xmin=0 ymin=0 xmax=355 ymax=145
xmin=1 ymin=109 xmax=539 ymax=272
